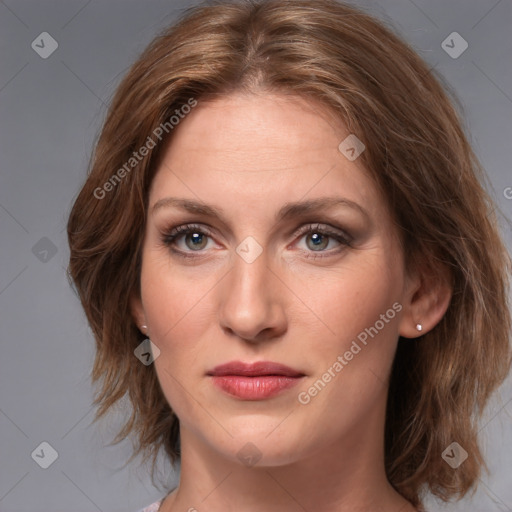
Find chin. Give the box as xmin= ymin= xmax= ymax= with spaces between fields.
xmin=205 ymin=418 xmax=309 ymax=467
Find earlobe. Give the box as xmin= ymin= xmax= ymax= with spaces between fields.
xmin=129 ymin=291 xmax=146 ymax=332
xmin=399 ymin=264 xmax=452 ymax=339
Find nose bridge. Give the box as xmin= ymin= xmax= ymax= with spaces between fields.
xmin=218 ymin=243 xmax=283 ymax=340
xmin=230 ymin=233 xmax=271 ymax=296
xmin=233 ymin=242 xmax=270 ymax=288
xmin=230 ymin=246 xmax=272 ymax=311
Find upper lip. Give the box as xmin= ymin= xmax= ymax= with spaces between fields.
xmin=207 ymin=361 xmax=305 ymax=377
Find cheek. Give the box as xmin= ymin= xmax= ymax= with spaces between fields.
xmin=291 ymin=249 xmax=403 ymax=346
xmin=140 ymin=252 xmax=216 ymax=372
xmin=140 ymin=257 xmax=216 ymax=418
xmin=295 ymin=257 xmax=403 ymax=412
xmin=292 ymin=251 xmax=403 ymax=411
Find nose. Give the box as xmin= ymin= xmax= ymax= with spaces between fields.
xmin=218 ymin=248 xmax=288 ymax=344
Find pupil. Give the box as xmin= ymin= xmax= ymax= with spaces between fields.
xmin=309 ymin=232 xmax=327 ymax=250
xmin=188 ymin=233 xmax=205 ymax=249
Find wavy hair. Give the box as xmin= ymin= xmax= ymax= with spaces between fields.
xmin=67 ymin=0 xmax=512 ymax=508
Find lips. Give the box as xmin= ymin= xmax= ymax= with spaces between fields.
xmin=207 ymin=361 xmax=305 ymax=400
xmin=207 ymin=361 xmax=304 ymax=378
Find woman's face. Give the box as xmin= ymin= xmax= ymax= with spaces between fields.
xmin=132 ymin=92 xmax=417 ymax=467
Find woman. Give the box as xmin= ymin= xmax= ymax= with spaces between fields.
xmin=67 ymin=0 xmax=512 ymax=511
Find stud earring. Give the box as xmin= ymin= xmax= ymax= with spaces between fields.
xmin=416 ymin=323 xmax=423 ymax=332
xmin=141 ymin=324 xmax=147 ymax=330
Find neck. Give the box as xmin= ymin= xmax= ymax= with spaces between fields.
xmin=161 ymin=404 xmax=417 ymax=512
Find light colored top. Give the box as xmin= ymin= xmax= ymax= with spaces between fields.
xmin=137 ymin=499 xmax=162 ymax=512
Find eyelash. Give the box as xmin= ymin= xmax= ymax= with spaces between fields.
xmin=161 ymin=223 xmax=352 ymax=261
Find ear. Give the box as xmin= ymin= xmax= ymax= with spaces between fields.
xmin=130 ymin=289 xmax=146 ymax=333
xmin=398 ymin=259 xmax=452 ymax=339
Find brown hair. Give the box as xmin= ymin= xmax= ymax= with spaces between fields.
xmin=67 ymin=0 xmax=512 ymax=507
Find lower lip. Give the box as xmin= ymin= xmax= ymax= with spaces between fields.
xmin=210 ymin=375 xmax=303 ymax=400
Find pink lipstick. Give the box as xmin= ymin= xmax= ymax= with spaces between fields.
xmin=207 ymin=361 xmax=305 ymax=400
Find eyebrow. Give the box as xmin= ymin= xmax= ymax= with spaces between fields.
xmin=151 ymin=196 xmax=370 ymax=223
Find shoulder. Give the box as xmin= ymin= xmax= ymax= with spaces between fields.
xmin=136 ymin=500 xmax=162 ymax=512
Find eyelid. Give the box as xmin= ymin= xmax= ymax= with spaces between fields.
xmin=290 ymin=222 xmax=353 ymax=245
xmin=160 ymin=221 xmax=353 ymax=260
xmin=162 ymin=222 xmax=351 ymax=243
xmin=161 ymin=223 xmax=214 ymax=244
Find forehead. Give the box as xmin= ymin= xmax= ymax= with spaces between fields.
xmin=160 ymin=93 xmax=345 ymax=165
xmin=149 ymin=92 xmax=385 ymax=225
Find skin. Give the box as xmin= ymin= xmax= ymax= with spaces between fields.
xmin=131 ymin=92 xmax=451 ymax=512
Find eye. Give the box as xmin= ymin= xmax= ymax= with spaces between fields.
xmin=161 ymin=222 xmax=352 ymax=260
xmin=161 ymin=224 xmax=214 ymax=257
xmin=294 ymin=223 xmax=352 ymax=259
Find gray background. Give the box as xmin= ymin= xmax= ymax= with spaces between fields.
xmin=0 ymin=0 xmax=511 ymax=511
